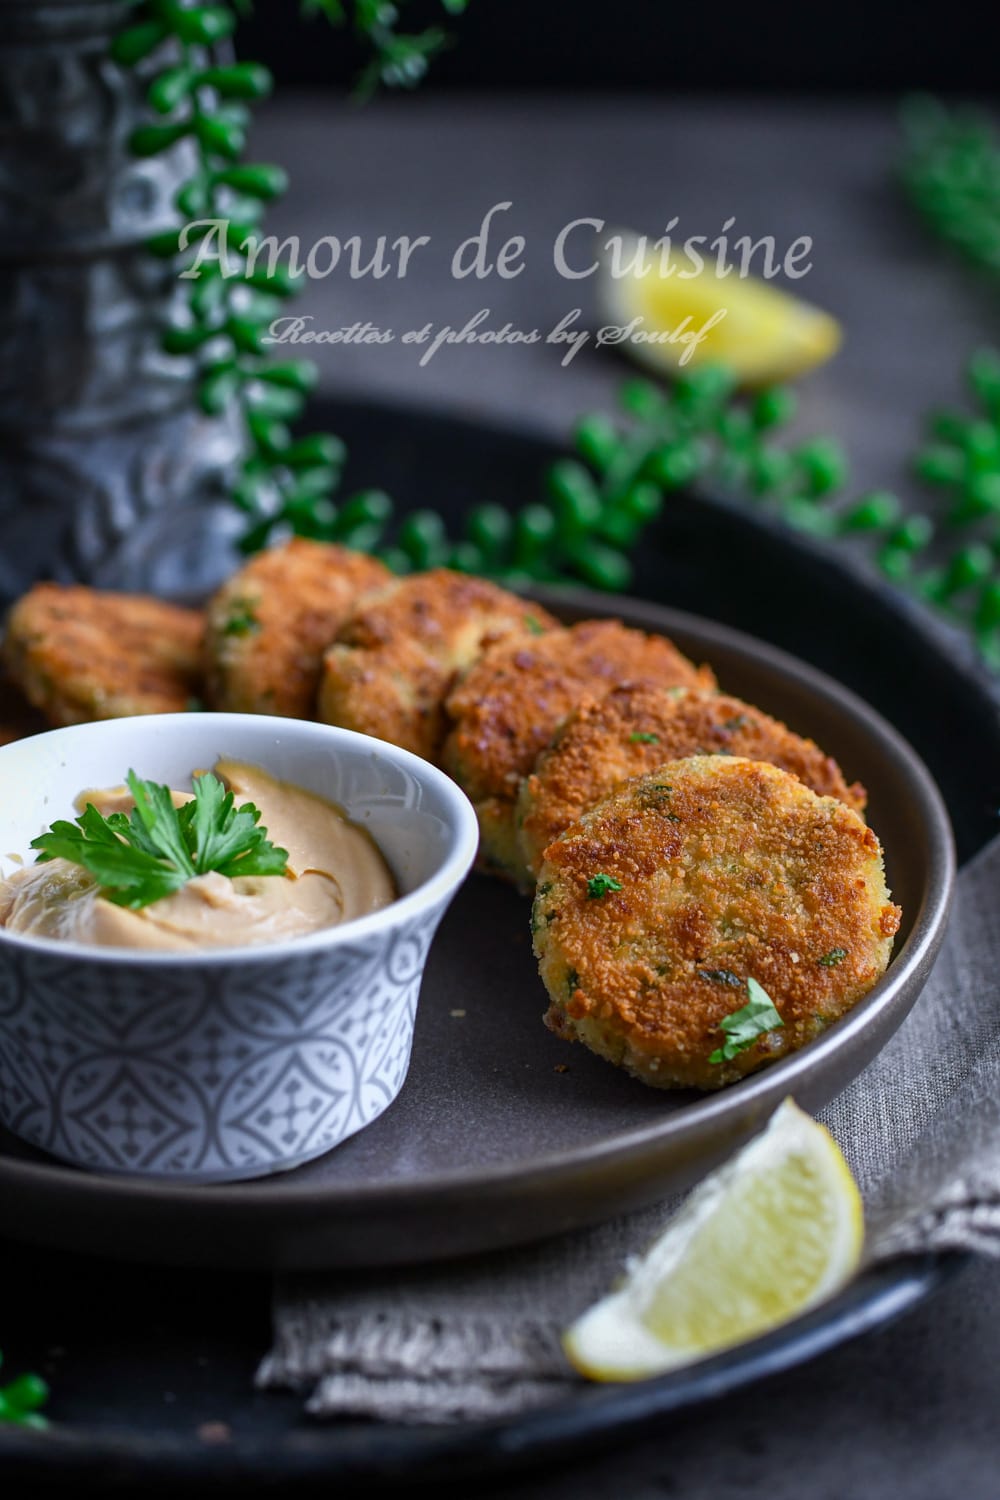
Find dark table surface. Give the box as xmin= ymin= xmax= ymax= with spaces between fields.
xmin=7 ymin=93 xmax=1000 ymax=1495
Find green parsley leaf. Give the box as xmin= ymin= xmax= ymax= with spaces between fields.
xmin=586 ymin=873 xmax=623 ymax=899
xmin=523 ymin=614 xmax=546 ymax=636
xmin=222 ymin=601 xmax=260 ymax=636
xmin=629 ymin=731 xmax=660 ymax=744
xmin=818 ymin=947 xmax=848 ymax=967
xmin=31 ymin=770 xmax=289 ymax=911
xmin=708 ymin=977 xmax=784 ymax=1064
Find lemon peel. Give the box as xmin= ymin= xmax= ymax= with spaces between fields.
xmin=596 ymin=231 xmax=841 ymax=386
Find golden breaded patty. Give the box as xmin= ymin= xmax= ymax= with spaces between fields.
xmin=205 ymin=539 xmax=390 ymax=718
xmin=517 ymin=685 xmax=867 ymax=877
xmin=533 ymin=756 xmax=900 ymax=1091
xmin=2 ymin=584 xmax=204 ymax=727
xmin=443 ymin=620 xmax=715 ymax=883
xmin=318 ymin=569 xmax=558 ymax=762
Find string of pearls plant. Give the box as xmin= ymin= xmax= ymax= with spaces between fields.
xmin=116 ymin=15 xmax=1000 ymax=661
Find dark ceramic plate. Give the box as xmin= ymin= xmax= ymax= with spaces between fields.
xmin=0 ymin=397 xmax=993 ymax=1490
xmin=0 ymin=587 xmax=953 ymax=1270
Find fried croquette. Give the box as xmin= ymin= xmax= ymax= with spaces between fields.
xmin=204 ymin=539 xmax=390 ymax=718
xmin=318 ymin=569 xmax=558 ymax=762
xmin=2 ymin=584 xmax=204 ymax=727
xmin=532 ymin=756 xmax=900 ymax=1091
xmin=517 ymin=685 xmax=867 ymax=878
xmin=442 ymin=620 xmax=716 ymax=883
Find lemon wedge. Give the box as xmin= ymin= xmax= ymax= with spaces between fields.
xmin=564 ymin=1100 xmax=863 ymax=1381
xmin=597 ymin=230 xmax=841 ymax=385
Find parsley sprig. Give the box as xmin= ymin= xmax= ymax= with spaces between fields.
xmin=31 ymin=771 xmax=289 ymax=911
xmin=709 ymin=977 xmax=784 ymax=1064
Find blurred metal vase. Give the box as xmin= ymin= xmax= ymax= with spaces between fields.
xmin=0 ymin=0 xmax=241 ymax=605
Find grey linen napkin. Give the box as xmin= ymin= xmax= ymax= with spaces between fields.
xmin=257 ymin=833 xmax=1000 ymax=1423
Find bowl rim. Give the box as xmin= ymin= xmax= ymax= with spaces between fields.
xmin=0 ymin=714 xmax=480 ymax=966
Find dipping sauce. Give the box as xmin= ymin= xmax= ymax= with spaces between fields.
xmin=0 ymin=758 xmax=396 ymax=951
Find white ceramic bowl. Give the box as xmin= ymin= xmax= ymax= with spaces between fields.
xmin=0 ymin=714 xmax=478 ymax=1181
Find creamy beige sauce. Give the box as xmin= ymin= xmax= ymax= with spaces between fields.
xmin=0 ymin=759 xmax=396 ymax=952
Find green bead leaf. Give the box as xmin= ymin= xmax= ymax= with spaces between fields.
xmin=173 ymin=6 xmax=237 ymax=45
xmin=547 ymin=460 xmax=602 ymax=527
xmin=399 ymin=509 xmax=449 ymax=567
xmin=466 ymin=504 xmax=512 ymax=560
xmin=574 ymin=413 xmax=621 ymax=473
xmin=645 ymin=442 xmax=701 ymax=489
xmin=246 ymin=413 xmax=292 ymax=456
xmin=283 ymin=434 xmax=347 ymax=470
xmin=189 ymin=273 xmax=226 ymax=321
xmin=247 ymin=383 xmax=307 ymax=421
xmin=792 ymin=438 xmax=849 ymax=497
xmin=339 ymin=490 xmax=394 ymax=531
xmin=288 ymin=464 xmax=341 ymax=500
xmin=199 ymin=63 xmax=275 ymax=101
xmin=255 ymin=360 xmax=319 ymax=393
xmin=619 ymin=379 xmax=665 ymax=420
xmin=175 ymin=179 xmax=209 ymax=218
xmin=751 ymin=387 xmax=797 ymax=430
xmin=195 ymin=114 xmax=246 ymax=162
xmin=566 ymin=539 xmax=632 ymax=592
xmin=214 ymin=163 xmax=289 ymax=199
xmin=227 ymin=317 xmax=267 ymax=355
xmin=130 ymin=122 xmax=189 ymax=158
xmin=840 ymin=490 xmax=901 ymax=532
xmin=162 ymin=323 xmax=216 ymax=355
xmin=243 ymin=264 xmax=304 ymax=297
xmin=199 ymin=365 xmax=242 ymax=416
xmin=148 ymin=65 xmax=196 ymax=115
xmin=146 ymin=228 xmax=185 ymax=258
xmin=300 ymin=0 xmax=347 ymax=19
xmin=111 ymin=21 xmax=166 ymax=66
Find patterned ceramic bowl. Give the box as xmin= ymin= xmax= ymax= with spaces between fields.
xmin=0 ymin=714 xmax=478 ymax=1181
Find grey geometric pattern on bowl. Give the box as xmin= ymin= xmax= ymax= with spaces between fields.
xmin=0 ymin=904 xmax=448 ymax=1181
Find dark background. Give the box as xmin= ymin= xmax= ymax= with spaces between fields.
xmin=237 ymin=0 xmax=999 ymax=92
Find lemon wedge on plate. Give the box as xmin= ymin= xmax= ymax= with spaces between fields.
xmin=597 ymin=231 xmax=841 ymax=385
xmin=564 ymin=1099 xmax=863 ymax=1381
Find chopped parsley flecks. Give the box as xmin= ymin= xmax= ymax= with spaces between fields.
xmin=818 ymin=947 xmax=848 ymax=967
xmin=222 ymin=601 xmax=260 ymax=636
xmin=629 ymin=731 xmax=660 ymax=744
xmin=709 ymin=978 xmax=784 ymax=1064
xmin=638 ymin=782 xmax=680 ymax=820
xmin=697 ymin=968 xmax=744 ymax=987
xmin=586 ymin=873 xmax=623 ymax=899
